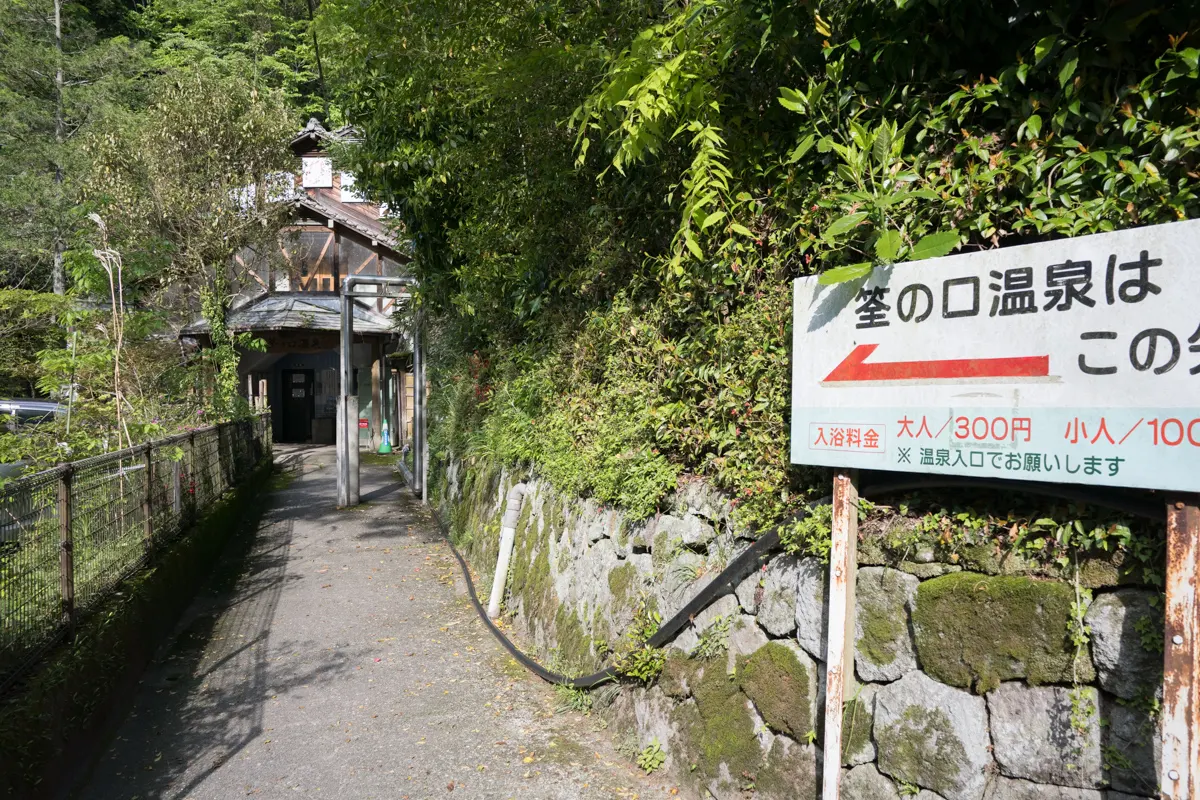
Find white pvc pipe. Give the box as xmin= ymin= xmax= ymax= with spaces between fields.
xmin=487 ymin=483 xmax=527 ymax=619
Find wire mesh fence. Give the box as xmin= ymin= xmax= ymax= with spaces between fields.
xmin=0 ymin=414 xmax=271 ymax=693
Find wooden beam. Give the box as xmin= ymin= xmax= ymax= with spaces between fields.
xmin=353 ymin=253 xmax=377 ymax=275
xmin=315 ymin=231 xmax=334 ymax=269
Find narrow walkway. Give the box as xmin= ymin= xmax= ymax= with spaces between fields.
xmin=78 ymin=447 xmax=672 ymax=800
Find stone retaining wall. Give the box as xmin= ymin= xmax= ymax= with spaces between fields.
xmin=439 ymin=460 xmax=1164 ymax=800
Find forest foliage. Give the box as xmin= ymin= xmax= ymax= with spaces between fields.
xmin=327 ymin=0 xmax=1199 ymax=534
xmin=1 ymin=0 xmax=1197 ymax=541
xmin=0 ymin=0 xmax=314 ymax=466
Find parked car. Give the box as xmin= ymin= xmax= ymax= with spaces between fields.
xmin=0 ymin=399 xmax=62 ymax=431
xmin=0 ymin=399 xmax=64 ymax=481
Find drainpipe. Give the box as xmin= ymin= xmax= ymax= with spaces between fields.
xmin=487 ymin=483 xmax=527 ymax=619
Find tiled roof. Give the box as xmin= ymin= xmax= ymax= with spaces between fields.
xmin=181 ymin=292 xmax=398 ymax=336
xmin=294 ymin=192 xmax=406 ymax=254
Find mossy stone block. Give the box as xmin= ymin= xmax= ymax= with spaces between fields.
xmin=737 ymin=641 xmax=815 ymax=739
xmin=651 ymin=530 xmax=672 ymax=572
xmin=874 ymin=671 xmax=990 ymax=800
xmin=855 ymin=567 xmax=919 ymax=682
xmin=841 ymin=685 xmax=877 ymax=766
xmin=554 ymin=603 xmax=599 ymax=672
xmin=684 ymin=663 xmax=761 ymax=785
xmin=607 ymin=561 xmax=638 ymax=608
xmin=913 ymin=572 xmax=1092 ymax=693
xmin=756 ymin=735 xmax=819 ymax=800
xmin=660 ymin=651 xmax=702 ymax=699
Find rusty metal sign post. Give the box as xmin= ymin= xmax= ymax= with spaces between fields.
xmin=1163 ymin=500 xmax=1199 ymax=800
xmin=821 ymin=470 xmax=859 ymax=800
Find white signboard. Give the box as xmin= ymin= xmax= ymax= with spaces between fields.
xmin=791 ymin=219 xmax=1200 ymax=492
xmin=301 ymin=156 xmax=333 ymax=188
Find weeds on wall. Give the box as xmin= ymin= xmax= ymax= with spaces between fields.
xmin=612 ymin=600 xmax=666 ymax=683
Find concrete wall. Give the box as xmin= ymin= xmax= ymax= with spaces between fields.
xmin=439 ymin=460 xmax=1164 ymax=800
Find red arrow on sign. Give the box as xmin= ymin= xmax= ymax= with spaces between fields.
xmin=822 ymin=343 xmax=1049 ymax=384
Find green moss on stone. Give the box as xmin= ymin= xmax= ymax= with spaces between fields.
xmin=841 ymin=696 xmax=873 ymax=765
xmin=876 ymin=705 xmax=966 ymax=797
xmin=515 ymin=496 xmax=533 ymax=538
xmin=685 ymin=664 xmax=761 ymax=784
xmin=859 ymin=602 xmax=905 ymax=667
xmin=756 ymin=737 xmax=819 ymax=800
xmin=510 ymin=525 xmax=558 ymax=627
xmin=856 ymin=533 xmax=889 ymax=566
xmin=956 ymin=543 xmax=1002 ymax=575
xmin=914 ymin=572 xmax=1092 ymax=692
xmin=590 ymin=606 xmax=613 ymax=656
xmin=615 ymin=518 xmax=631 ymax=548
xmin=544 ymin=496 xmax=563 ymax=540
xmin=608 ymin=562 xmax=638 ymax=607
xmin=737 ymin=643 xmax=813 ymax=739
xmin=651 ymin=531 xmax=671 ymax=572
xmin=1077 ymin=555 xmax=1128 ymax=589
xmin=554 ymin=603 xmax=598 ymax=672
xmin=660 ymin=651 xmax=702 ymax=699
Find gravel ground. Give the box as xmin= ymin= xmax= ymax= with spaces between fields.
xmin=76 ymin=446 xmax=679 ymax=800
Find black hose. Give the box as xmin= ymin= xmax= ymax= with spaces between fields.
xmin=415 ymin=469 xmax=1167 ymax=689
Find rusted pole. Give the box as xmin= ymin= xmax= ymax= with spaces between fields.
xmin=142 ymin=444 xmax=154 ymax=550
xmin=822 ymin=469 xmax=859 ymax=800
xmin=1162 ymin=500 xmax=1199 ymax=800
xmin=57 ymin=466 xmax=75 ymax=637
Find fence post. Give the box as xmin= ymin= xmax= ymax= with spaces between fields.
xmin=172 ymin=444 xmax=183 ymax=518
xmin=57 ymin=466 xmax=75 ymax=637
xmin=187 ymin=431 xmax=196 ymax=519
xmin=142 ymin=444 xmax=154 ymax=550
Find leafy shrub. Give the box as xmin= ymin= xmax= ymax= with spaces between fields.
xmin=612 ymin=600 xmax=666 ymax=683
xmin=335 ymin=0 xmax=1197 ymax=547
xmin=637 ymin=737 xmax=666 ymax=773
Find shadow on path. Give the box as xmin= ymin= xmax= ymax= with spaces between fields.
xmin=77 ymin=447 xmax=675 ymax=800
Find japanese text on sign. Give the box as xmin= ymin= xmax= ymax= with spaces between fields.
xmin=790 ymin=220 xmax=1200 ymax=492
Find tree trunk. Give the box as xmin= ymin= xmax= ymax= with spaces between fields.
xmin=305 ymin=0 xmax=329 ymax=120
xmin=52 ymin=0 xmax=65 ymax=295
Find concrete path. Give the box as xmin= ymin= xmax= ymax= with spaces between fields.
xmin=77 ymin=446 xmax=676 ymax=800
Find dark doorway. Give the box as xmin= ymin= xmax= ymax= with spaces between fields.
xmin=281 ymin=369 xmax=315 ymax=442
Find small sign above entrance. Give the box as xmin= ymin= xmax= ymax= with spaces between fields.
xmin=358 ymin=418 xmax=369 ymax=429
xmin=790 ymin=219 xmax=1200 ymax=492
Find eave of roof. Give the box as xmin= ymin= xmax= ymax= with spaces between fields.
xmin=180 ymin=292 xmax=402 ymax=337
xmin=290 ymin=118 xmax=362 ymax=154
xmin=295 ymin=193 xmax=407 ymax=257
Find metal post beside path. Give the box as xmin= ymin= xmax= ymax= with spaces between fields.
xmin=1162 ymin=498 xmax=1199 ymax=800
xmin=338 ymin=275 xmax=421 ymax=508
xmin=821 ymin=469 xmax=859 ymax=800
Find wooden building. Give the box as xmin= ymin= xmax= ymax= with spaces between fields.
xmin=183 ymin=120 xmax=415 ymax=449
